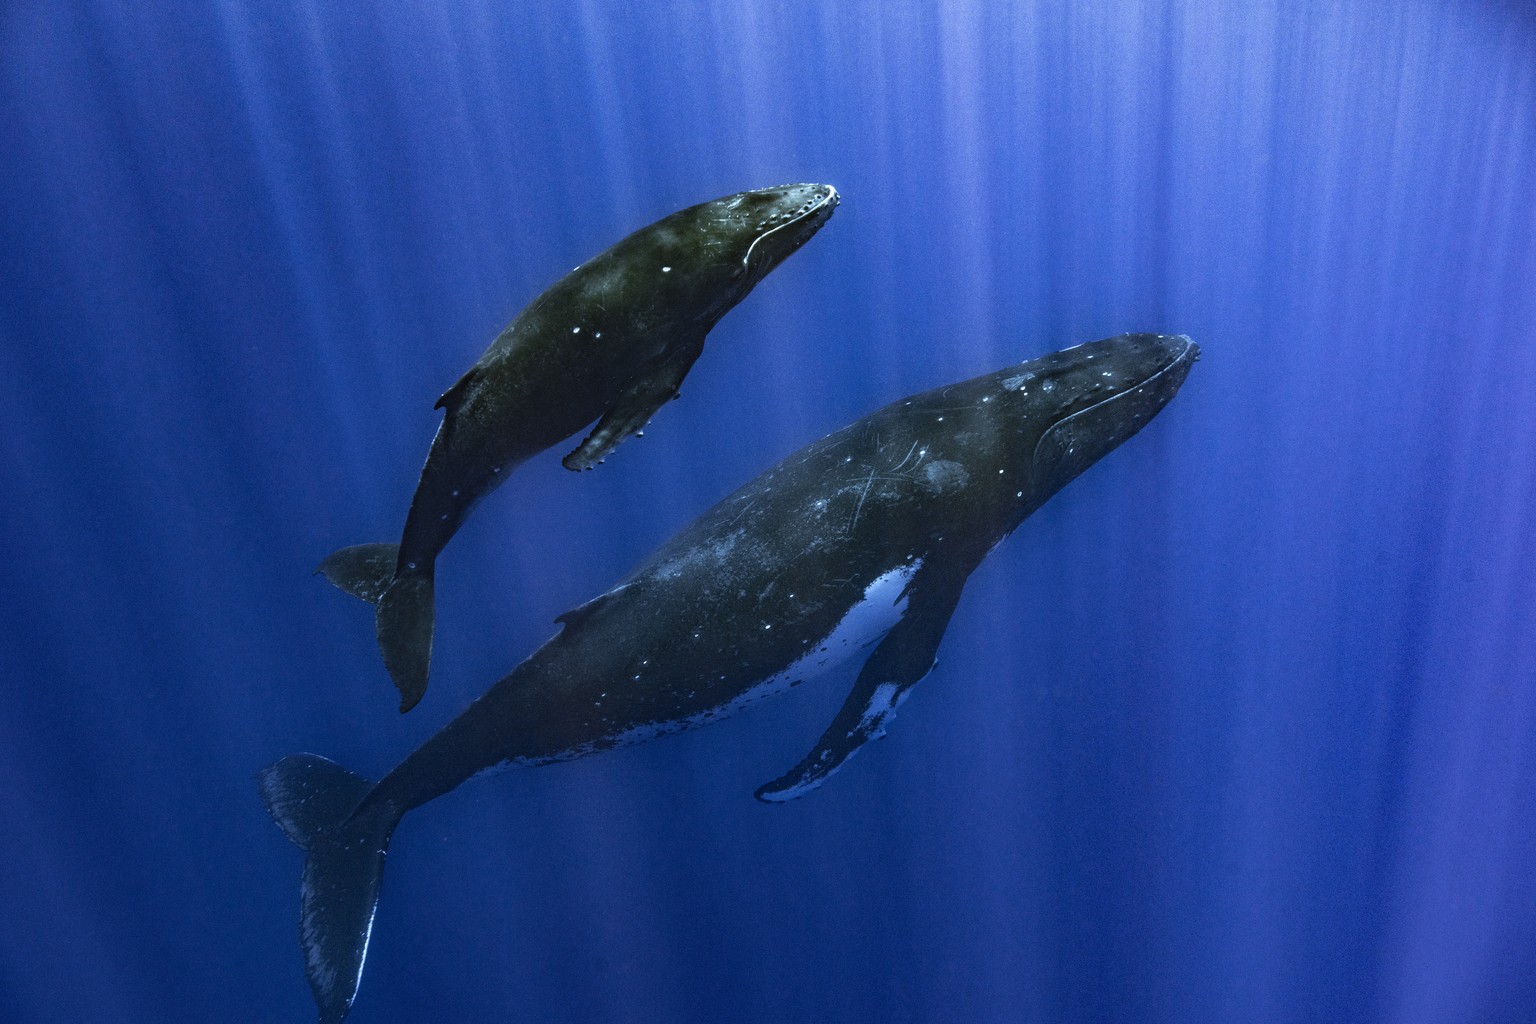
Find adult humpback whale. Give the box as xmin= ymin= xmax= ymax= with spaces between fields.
xmin=320 ymin=183 xmax=839 ymax=712
xmin=262 ymin=333 xmax=1198 ymax=1023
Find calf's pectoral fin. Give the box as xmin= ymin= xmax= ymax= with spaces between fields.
xmin=562 ymin=336 xmax=705 ymax=472
xmin=754 ymin=567 xmax=968 ymax=803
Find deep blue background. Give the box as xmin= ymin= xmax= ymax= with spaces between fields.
xmin=3 ymin=2 xmax=1534 ymax=1022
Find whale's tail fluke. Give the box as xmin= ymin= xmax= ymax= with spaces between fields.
xmin=375 ymin=571 xmax=434 ymax=713
xmin=259 ymin=754 xmax=402 ymax=1024
xmin=317 ymin=543 xmax=399 ymax=604
xmin=317 ymin=543 xmax=435 ymax=713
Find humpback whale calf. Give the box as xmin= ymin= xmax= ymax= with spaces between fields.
xmin=320 ymin=183 xmax=839 ymax=712
xmin=262 ymin=333 xmax=1198 ymax=1022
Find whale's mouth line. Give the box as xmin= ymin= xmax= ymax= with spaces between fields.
xmin=741 ymin=186 xmax=838 ymax=269
xmin=1030 ymin=336 xmax=1196 ymax=467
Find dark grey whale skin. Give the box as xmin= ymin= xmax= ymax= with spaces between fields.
xmin=320 ymin=183 xmax=839 ymax=712
xmin=259 ymin=332 xmax=1198 ymax=1024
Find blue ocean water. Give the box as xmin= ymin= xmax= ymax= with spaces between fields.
xmin=3 ymin=1 xmax=1534 ymax=1022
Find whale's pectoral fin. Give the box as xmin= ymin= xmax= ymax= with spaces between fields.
xmin=562 ymin=336 xmax=705 ymax=472
xmin=755 ymin=566 xmax=968 ymax=803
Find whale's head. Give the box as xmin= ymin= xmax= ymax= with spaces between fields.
xmin=734 ymin=182 xmax=839 ymax=274
xmin=849 ymin=333 xmax=1195 ymax=545
xmin=597 ymin=184 xmax=837 ymax=331
xmin=1012 ymin=333 xmax=1199 ymax=502
xmin=687 ymin=183 xmax=839 ymax=289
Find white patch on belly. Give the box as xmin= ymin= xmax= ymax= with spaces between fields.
xmin=615 ymin=559 xmax=922 ymax=744
xmin=478 ymin=561 xmax=922 ymax=776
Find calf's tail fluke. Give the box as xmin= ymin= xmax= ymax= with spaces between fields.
xmin=316 ymin=543 xmax=436 ymax=713
xmin=375 ymin=571 xmax=434 ymax=713
xmin=259 ymin=754 xmax=402 ymax=1024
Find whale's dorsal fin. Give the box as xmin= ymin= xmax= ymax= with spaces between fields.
xmin=555 ymin=595 xmax=608 ymax=629
xmin=435 ymin=366 xmax=482 ymax=412
xmin=562 ymin=334 xmax=706 ymax=471
xmin=554 ymin=581 xmax=634 ymax=629
xmin=754 ymin=561 xmax=971 ymax=802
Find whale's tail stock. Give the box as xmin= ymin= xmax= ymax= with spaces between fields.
xmin=317 ymin=542 xmax=435 ymax=713
xmin=259 ymin=754 xmax=402 ymax=1024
